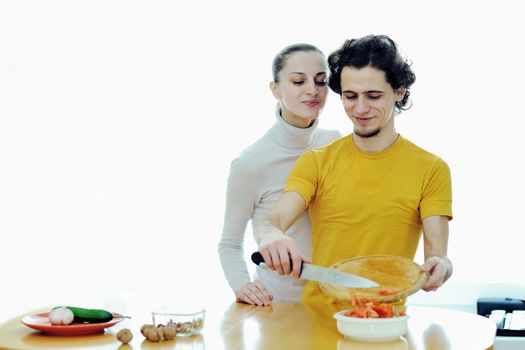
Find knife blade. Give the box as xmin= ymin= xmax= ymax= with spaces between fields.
xmin=251 ymin=252 xmax=379 ymax=288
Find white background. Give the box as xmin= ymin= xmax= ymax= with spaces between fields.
xmin=1 ymin=0 xmax=524 ymax=321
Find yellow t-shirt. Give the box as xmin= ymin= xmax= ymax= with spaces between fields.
xmin=285 ymin=134 xmax=453 ymax=303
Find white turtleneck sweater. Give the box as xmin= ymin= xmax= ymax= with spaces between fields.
xmin=218 ymin=111 xmax=341 ymax=302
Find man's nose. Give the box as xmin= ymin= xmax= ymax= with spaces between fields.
xmin=355 ymin=97 xmax=369 ymax=113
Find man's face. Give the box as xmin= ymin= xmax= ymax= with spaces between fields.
xmin=340 ymin=66 xmax=405 ymax=138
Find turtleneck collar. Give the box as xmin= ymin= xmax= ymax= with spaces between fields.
xmin=267 ymin=108 xmax=318 ymax=150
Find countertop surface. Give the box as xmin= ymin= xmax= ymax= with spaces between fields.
xmin=0 ymin=302 xmax=496 ymax=350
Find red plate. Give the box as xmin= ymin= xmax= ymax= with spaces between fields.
xmin=21 ymin=313 xmax=123 ymax=335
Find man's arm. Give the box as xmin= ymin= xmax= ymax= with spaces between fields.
xmin=420 ymin=215 xmax=453 ymax=291
xmin=255 ymin=191 xmax=310 ymax=277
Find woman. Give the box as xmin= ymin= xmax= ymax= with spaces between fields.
xmin=218 ymin=43 xmax=341 ymax=305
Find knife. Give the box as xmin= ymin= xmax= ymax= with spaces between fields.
xmin=251 ymin=252 xmax=379 ymax=288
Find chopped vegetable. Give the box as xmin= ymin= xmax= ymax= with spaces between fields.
xmin=378 ymin=288 xmax=401 ymax=296
xmin=344 ymin=291 xmax=405 ymax=318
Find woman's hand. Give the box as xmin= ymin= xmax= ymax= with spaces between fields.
xmin=235 ymin=280 xmax=273 ymax=306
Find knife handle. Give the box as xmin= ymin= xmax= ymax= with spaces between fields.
xmin=251 ymin=252 xmax=265 ymax=265
xmin=251 ymin=252 xmax=302 ymax=274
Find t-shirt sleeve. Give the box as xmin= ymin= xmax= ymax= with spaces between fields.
xmin=420 ymin=158 xmax=453 ymax=220
xmin=284 ymin=150 xmax=319 ymax=209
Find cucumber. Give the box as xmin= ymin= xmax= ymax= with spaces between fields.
xmin=65 ymin=306 xmax=114 ymax=323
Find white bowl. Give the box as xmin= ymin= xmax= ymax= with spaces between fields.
xmin=333 ymin=310 xmax=408 ymax=342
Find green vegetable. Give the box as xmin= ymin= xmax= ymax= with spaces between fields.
xmin=67 ymin=306 xmax=114 ymax=323
xmin=52 ymin=306 xmax=126 ymax=324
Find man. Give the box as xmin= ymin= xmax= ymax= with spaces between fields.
xmin=256 ymin=35 xmax=453 ymax=303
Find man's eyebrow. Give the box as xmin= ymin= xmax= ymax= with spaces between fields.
xmin=341 ymin=89 xmax=384 ymax=94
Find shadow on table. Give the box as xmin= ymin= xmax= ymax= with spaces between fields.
xmin=140 ymin=334 xmax=204 ymax=350
xmin=22 ymin=331 xmax=117 ymax=348
xmin=337 ymin=337 xmax=408 ymax=350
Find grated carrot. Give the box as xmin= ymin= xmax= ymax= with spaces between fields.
xmin=377 ymin=288 xmax=401 ymax=296
xmin=344 ymin=290 xmax=405 ymax=318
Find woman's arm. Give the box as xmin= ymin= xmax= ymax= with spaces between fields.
xmin=218 ymin=158 xmax=272 ymax=305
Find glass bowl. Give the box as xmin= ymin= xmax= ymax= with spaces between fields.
xmin=333 ymin=310 xmax=408 ymax=342
xmin=152 ymin=307 xmax=206 ymax=337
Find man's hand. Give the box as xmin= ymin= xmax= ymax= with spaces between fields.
xmin=256 ymin=191 xmax=310 ymax=277
xmin=235 ymin=280 xmax=273 ymax=306
xmin=421 ymin=216 xmax=451 ymax=291
xmin=259 ymin=234 xmax=311 ymax=277
xmin=420 ymin=256 xmax=453 ymax=291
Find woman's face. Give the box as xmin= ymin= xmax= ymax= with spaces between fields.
xmin=270 ymin=51 xmax=328 ymax=128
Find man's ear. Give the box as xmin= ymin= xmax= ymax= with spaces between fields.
xmin=270 ymin=81 xmax=280 ymax=99
xmin=395 ymin=86 xmax=407 ymax=102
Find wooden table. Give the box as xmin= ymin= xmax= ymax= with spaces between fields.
xmin=0 ymin=302 xmax=496 ymax=349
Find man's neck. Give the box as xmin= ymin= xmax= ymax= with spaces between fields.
xmin=352 ymin=127 xmax=399 ymax=153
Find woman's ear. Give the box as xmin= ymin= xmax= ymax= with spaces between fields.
xmin=270 ymin=81 xmax=280 ymax=99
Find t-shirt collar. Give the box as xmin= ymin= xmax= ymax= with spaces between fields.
xmin=347 ymin=133 xmax=404 ymax=158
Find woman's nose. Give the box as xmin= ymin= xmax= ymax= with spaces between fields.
xmin=305 ymin=80 xmax=319 ymax=95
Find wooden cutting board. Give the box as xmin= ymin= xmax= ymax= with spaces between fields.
xmin=319 ymin=255 xmax=427 ymax=303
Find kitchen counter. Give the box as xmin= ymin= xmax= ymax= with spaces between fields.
xmin=0 ymin=302 xmax=496 ymax=349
